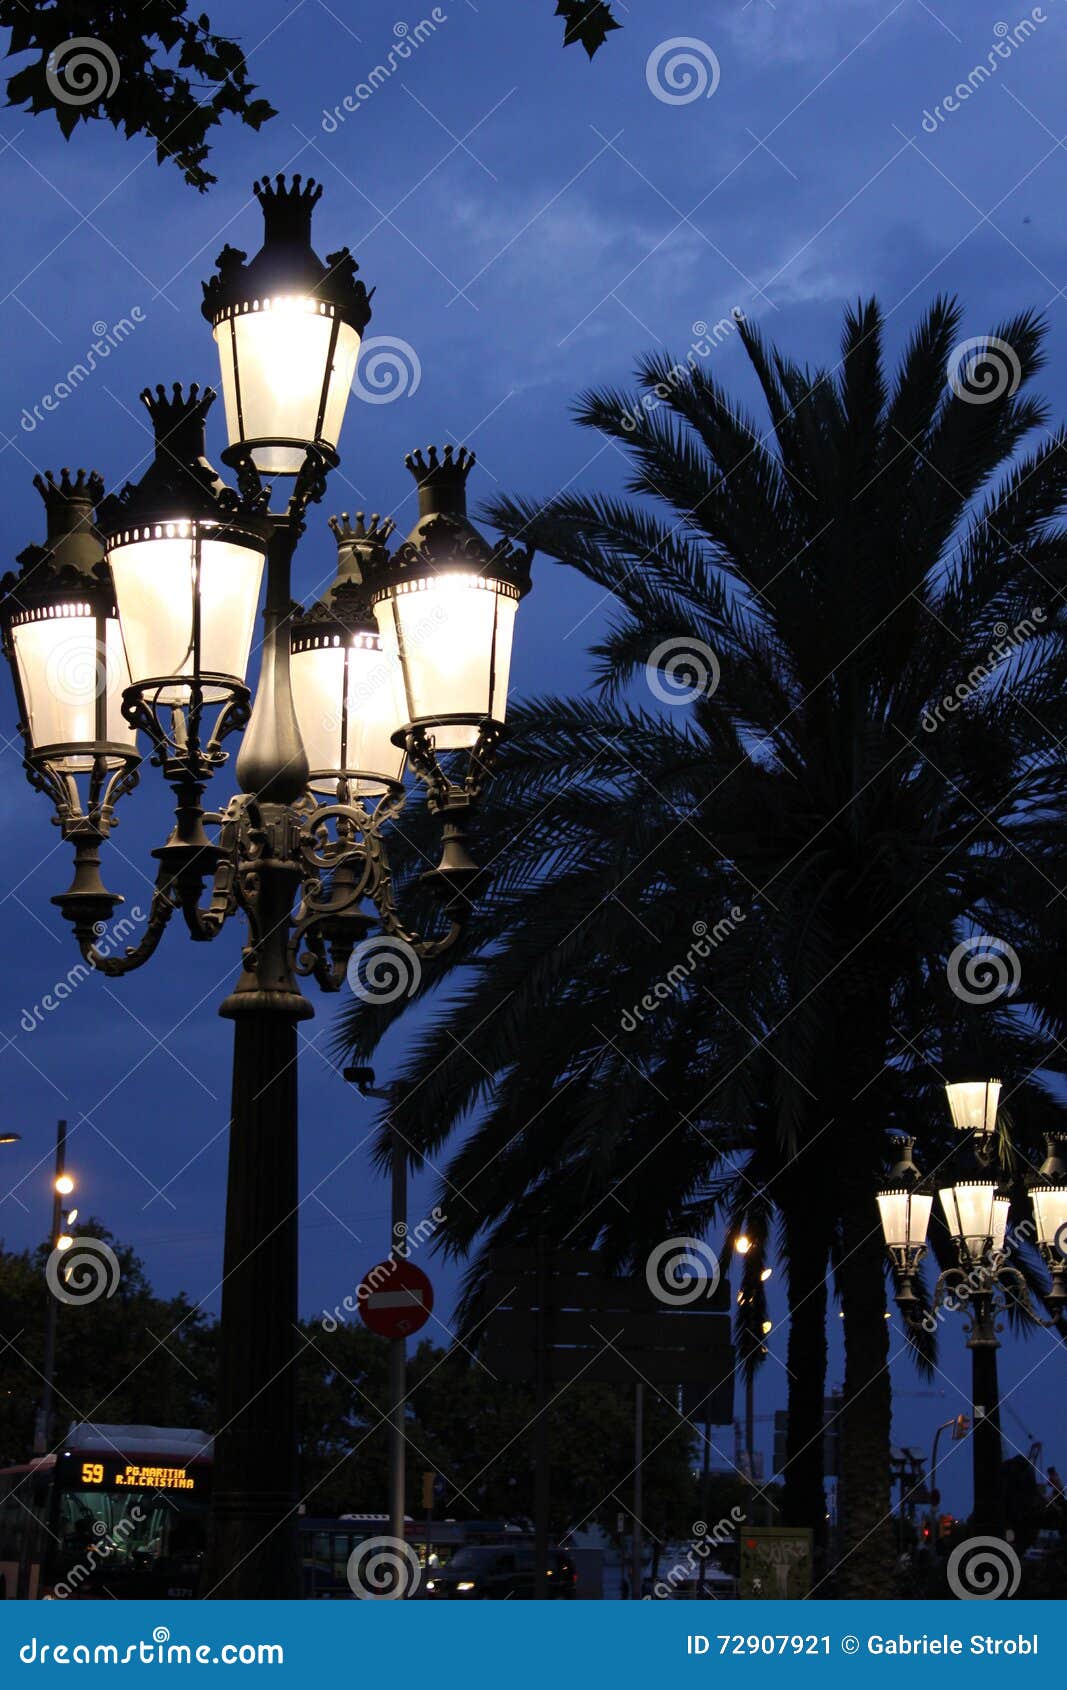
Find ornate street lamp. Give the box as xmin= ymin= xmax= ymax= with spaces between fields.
xmin=944 ymin=1076 xmax=1001 ymax=1143
xmin=289 ymin=511 xmax=406 ymax=802
xmin=1028 ymin=1135 xmax=1067 ymax=1309
xmin=201 ymin=175 xmax=373 ymax=476
xmin=0 ymin=175 xmax=533 ymax=1598
xmin=0 ymin=470 xmax=139 ymax=923
xmin=876 ymin=1136 xmax=933 ymax=1309
xmin=880 ymin=1080 xmax=1066 ymax=1538
xmin=366 ymin=445 xmax=531 ymax=752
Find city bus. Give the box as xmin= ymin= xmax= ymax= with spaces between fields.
xmin=0 ymin=1423 xmax=546 ymax=1599
xmin=0 ymin=1423 xmax=212 ymax=1599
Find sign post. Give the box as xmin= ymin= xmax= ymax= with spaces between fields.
xmin=357 ymin=1247 xmax=433 ymax=1555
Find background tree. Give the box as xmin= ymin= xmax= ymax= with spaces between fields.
xmin=336 ymin=296 xmax=1067 ymax=1595
xmin=2 ymin=1 xmax=619 ymax=190
xmin=3 ymin=1 xmax=275 ymax=188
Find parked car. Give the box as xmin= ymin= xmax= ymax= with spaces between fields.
xmin=423 ymin=1544 xmax=576 ymax=1599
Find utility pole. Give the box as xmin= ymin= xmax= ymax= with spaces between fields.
xmin=631 ymin=1381 xmax=644 ymax=1600
xmin=388 ymin=1112 xmax=407 ymax=1545
xmin=345 ymin=1068 xmax=410 ymax=1551
xmin=34 ymin=1118 xmax=67 ymax=1456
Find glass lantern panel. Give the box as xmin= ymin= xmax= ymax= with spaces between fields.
xmin=110 ymin=530 xmax=263 ymax=703
xmin=215 ymin=301 xmax=361 ymax=474
xmin=374 ymin=576 xmax=518 ymax=751
xmin=945 ymin=1079 xmax=1001 ymax=1136
xmin=13 ymin=610 xmax=134 ymax=764
xmin=940 ymin=1182 xmax=997 ymax=1256
xmin=877 ymin=1189 xmax=932 ymax=1251
xmin=1031 ymin=1186 xmax=1067 ymax=1250
xmin=291 ymin=631 xmax=405 ymax=795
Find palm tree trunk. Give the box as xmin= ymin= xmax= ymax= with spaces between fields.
xmin=836 ymin=1184 xmax=894 ymax=1596
xmin=781 ymin=1204 xmax=829 ymax=1555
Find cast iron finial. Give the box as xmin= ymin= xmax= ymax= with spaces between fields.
xmin=404 ymin=445 xmax=476 ymax=518
xmin=253 ymin=172 xmax=324 ymax=245
xmin=139 ymin=382 xmax=216 ymax=462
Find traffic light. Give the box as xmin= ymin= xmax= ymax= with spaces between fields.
xmin=938 ymin=1514 xmax=954 ymax=1539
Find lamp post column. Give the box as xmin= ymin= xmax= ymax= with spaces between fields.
xmin=34 ymin=1117 xmax=66 ymax=1456
xmin=203 ymin=519 xmax=312 ymax=1600
xmin=968 ymin=1288 xmax=1004 ymax=1538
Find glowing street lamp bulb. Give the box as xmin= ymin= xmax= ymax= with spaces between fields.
xmin=65 ymin=1208 xmax=78 ymax=1225
xmin=735 ymin=1234 xmax=752 ymax=1255
xmin=55 ymin=1174 xmax=74 ymax=1195
xmin=56 ymin=1234 xmax=74 ymax=1251
xmin=760 ymin=1267 xmax=773 ymax=1281
xmin=761 ymin=1320 xmax=773 ymax=1335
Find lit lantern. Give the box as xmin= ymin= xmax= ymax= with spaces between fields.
xmin=201 ymin=175 xmax=373 ymax=476
xmin=877 ymin=1137 xmax=932 ymax=1273
xmin=0 ymin=469 xmax=137 ymax=793
xmin=366 ymin=446 xmax=532 ymax=750
xmin=100 ymin=385 xmax=268 ymax=707
xmin=289 ymin=513 xmax=406 ymax=797
xmin=945 ymin=1077 xmax=1001 ymax=1141
xmin=1029 ymin=1136 xmax=1067 ymax=1268
xmin=939 ymin=1178 xmax=1010 ymax=1261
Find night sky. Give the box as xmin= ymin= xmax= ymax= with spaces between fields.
xmin=1 ymin=0 xmax=1066 ymax=1521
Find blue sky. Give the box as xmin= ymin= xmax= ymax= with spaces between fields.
xmin=1 ymin=0 xmax=1066 ymax=1519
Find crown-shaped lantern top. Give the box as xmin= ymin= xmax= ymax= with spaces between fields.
xmin=31 ymin=469 xmax=105 ymax=573
xmin=3 ymin=470 xmax=109 ymax=613
xmin=201 ymin=174 xmax=374 ymax=333
xmin=253 ymin=172 xmax=323 ymax=247
xmin=295 ymin=513 xmax=399 ymax=632
xmin=405 ymin=445 xmax=475 ymax=519
xmin=327 ymin=511 xmax=397 ymax=578
xmin=141 ymin=381 xmax=215 ymax=464
xmin=97 ymin=383 xmax=266 ymax=540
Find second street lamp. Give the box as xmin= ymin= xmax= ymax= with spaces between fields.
xmin=0 ymin=175 xmax=533 ymax=1599
xmin=879 ymin=1079 xmax=1067 ymax=1538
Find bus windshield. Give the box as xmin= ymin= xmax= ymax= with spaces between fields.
xmin=46 ymin=1485 xmax=208 ymax=1598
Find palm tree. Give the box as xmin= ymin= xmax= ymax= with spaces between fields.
xmin=336 ymin=297 xmax=1067 ymax=1594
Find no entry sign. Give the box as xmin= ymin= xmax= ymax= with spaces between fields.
xmin=358 ymin=1259 xmax=434 ymax=1339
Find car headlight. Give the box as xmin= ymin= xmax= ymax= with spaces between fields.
xmin=456 ymin=1581 xmax=475 ymax=1591
xmin=425 ymin=1580 xmax=436 ymax=1591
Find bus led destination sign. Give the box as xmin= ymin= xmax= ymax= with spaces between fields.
xmin=62 ymin=1455 xmax=204 ymax=1494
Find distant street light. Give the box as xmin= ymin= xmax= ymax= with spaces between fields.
xmin=0 ymin=1132 xmax=20 ymax=1144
